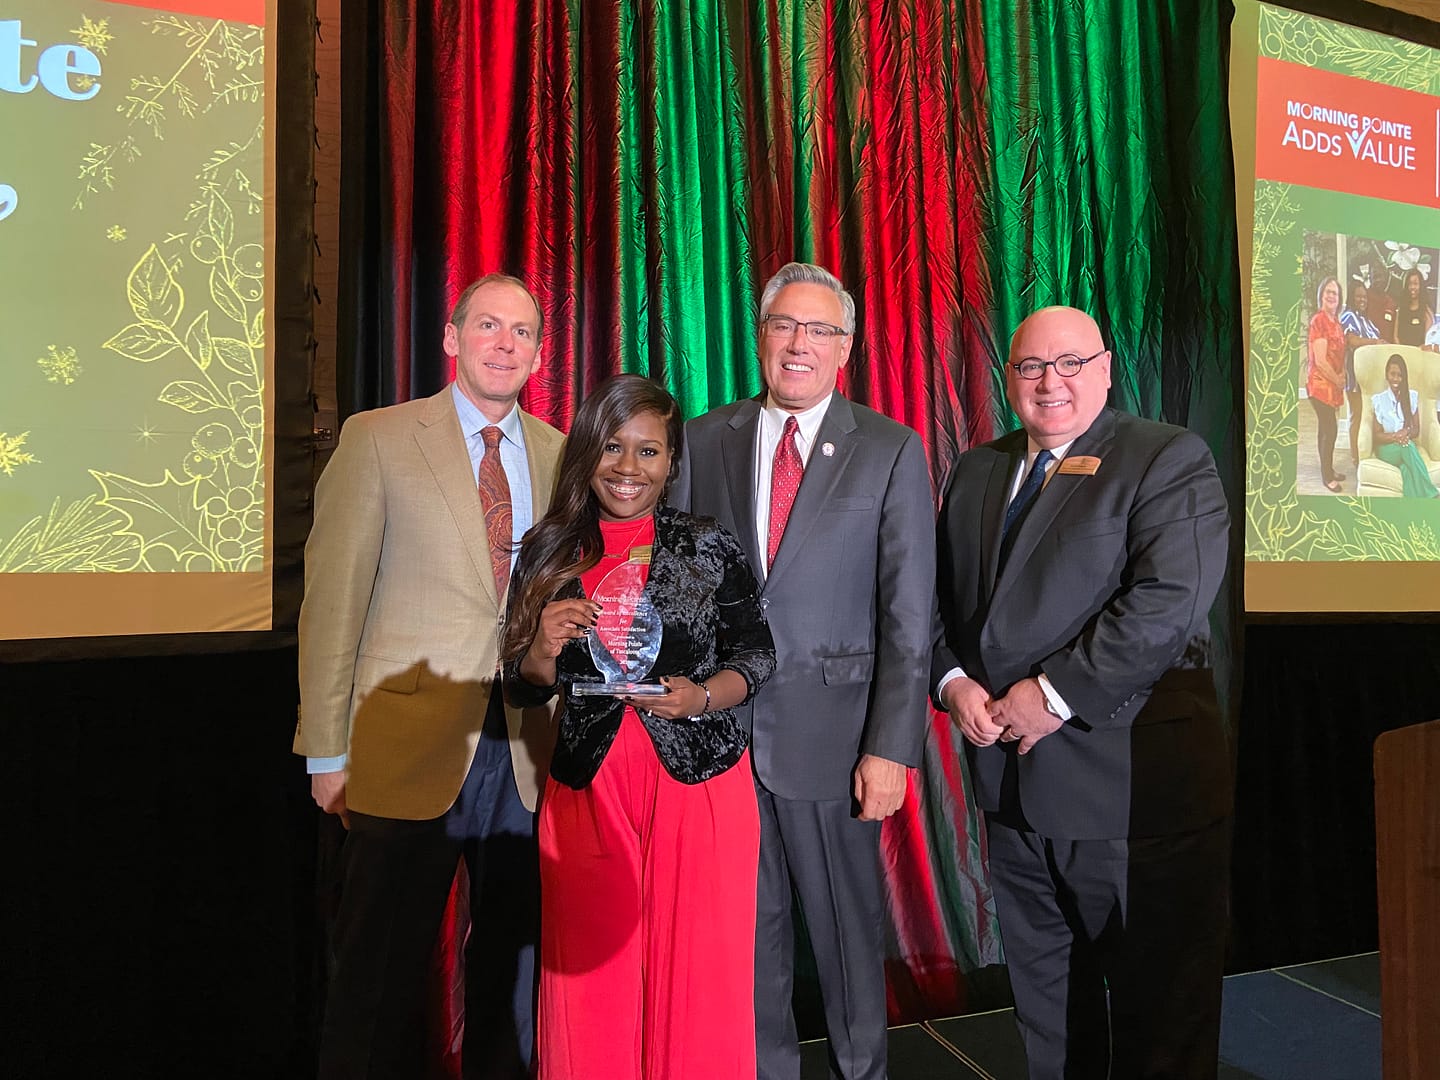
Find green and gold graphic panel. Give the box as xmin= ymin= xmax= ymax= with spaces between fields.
xmin=0 ymin=0 xmax=273 ymax=639
xmin=1233 ymin=1 xmax=1440 ymax=613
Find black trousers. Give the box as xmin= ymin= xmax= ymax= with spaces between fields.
xmin=984 ymin=816 xmax=1230 ymax=1080
xmin=1311 ymin=396 xmax=1339 ymax=484
xmin=318 ymin=696 xmax=537 ymax=1080
xmin=753 ymin=782 xmax=887 ymax=1080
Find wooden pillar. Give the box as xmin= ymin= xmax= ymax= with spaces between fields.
xmin=1374 ymin=719 xmax=1440 ymax=1079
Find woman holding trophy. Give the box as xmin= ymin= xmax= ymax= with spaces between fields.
xmin=502 ymin=374 xmax=775 ymax=1079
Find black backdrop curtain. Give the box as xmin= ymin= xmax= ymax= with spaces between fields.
xmin=1231 ymin=621 xmax=1440 ymax=969
xmin=5 ymin=649 xmax=319 ymax=1078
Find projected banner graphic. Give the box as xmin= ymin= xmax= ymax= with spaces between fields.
xmin=1233 ymin=2 xmax=1440 ymax=613
xmin=0 ymin=0 xmax=271 ymax=639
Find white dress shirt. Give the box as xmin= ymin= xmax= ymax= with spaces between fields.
xmin=937 ymin=436 xmax=1076 ymax=719
xmin=1372 ymin=388 xmax=1419 ymax=435
xmin=752 ymin=394 xmax=832 ymax=579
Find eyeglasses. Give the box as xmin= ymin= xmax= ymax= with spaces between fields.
xmin=761 ymin=315 xmax=848 ymax=343
xmin=1008 ymin=350 xmax=1105 ymax=380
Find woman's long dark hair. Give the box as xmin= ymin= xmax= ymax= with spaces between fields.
xmin=1386 ymin=353 xmax=1415 ymax=430
xmin=502 ymin=374 xmax=684 ymax=663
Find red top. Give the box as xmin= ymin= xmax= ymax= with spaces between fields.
xmin=1307 ymin=310 xmax=1345 ymax=409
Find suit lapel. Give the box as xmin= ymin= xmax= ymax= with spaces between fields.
xmin=989 ymin=410 xmax=1119 ymax=611
xmin=980 ymin=434 xmax=1025 ymax=599
xmin=720 ymin=399 xmax=765 ymax=579
xmin=766 ymin=392 xmax=858 ymax=587
xmin=415 ymin=388 xmax=500 ymax=610
xmin=518 ymin=410 xmax=561 ymax=520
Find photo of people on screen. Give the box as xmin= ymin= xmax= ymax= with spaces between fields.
xmin=1298 ymin=232 xmax=1440 ymax=497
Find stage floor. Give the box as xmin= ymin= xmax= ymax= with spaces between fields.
xmin=800 ymin=952 xmax=1381 ymax=1079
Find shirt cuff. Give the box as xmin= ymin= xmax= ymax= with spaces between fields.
xmin=307 ymin=754 xmax=347 ymax=774
xmin=936 ymin=666 xmax=969 ymax=703
xmin=1036 ymin=674 xmax=1074 ymax=721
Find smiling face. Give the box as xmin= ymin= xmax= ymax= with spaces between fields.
xmin=590 ymin=410 xmax=672 ymax=521
xmin=758 ymin=282 xmax=853 ymax=412
xmin=1387 ymin=360 xmax=1404 ymax=392
xmin=1407 ymin=270 xmax=1423 ymax=303
xmin=1320 ymin=279 xmax=1340 ymax=316
xmin=1350 ymin=282 xmax=1368 ymax=314
xmin=444 ymin=280 xmax=543 ymax=421
xmin=1005 ymin=307 xmax=1112 ymax=449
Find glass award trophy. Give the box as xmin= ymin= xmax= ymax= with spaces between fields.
xmin=572 ymin=550 xmax=666 ymax=697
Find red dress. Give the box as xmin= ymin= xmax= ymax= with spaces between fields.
xmin=536 ymin=515 xmax=760 ymax=1079
xmin=1307 ymin=310 xmax=1345 ymax=409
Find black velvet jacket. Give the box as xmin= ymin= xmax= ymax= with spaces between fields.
xmin=504 ymin=506 xmax=776 ymax=788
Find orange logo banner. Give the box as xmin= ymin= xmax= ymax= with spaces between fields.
xmin=1254 ymin=56 xmax=1440 ymax=210
xmin=105 ymin=1 xmax=264 ymax=23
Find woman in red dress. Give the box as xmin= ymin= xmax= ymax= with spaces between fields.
xmin=1307 ymin=275 xmax=1347 ymax=492
xmin=503 ymin=375 xmax=775 ymax=1079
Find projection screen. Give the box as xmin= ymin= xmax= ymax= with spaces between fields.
xmin=0 ymin=0 xmax=278 ymax=639
xmin=1233 ymin=0 xmax=1440 ymax=613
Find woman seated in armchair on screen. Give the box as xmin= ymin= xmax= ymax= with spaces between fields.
xmin=1372 ymin=353 xmax=1439 ymax=498
xmin=501 ymin=374 xmax=775 ymax=1079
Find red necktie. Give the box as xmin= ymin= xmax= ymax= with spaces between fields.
xmin=767 ymin=416 xmax=803 ymax=570
xmin=478 ymin=425 xmax=513 ymax=597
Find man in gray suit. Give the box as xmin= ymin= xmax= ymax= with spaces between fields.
xmin=672 ymin=262 xmax=935 ymax=1080
xmin=933 ymin=306 xmax=1231 ymax=1079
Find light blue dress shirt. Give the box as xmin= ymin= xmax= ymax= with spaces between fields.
xmin=451 ymin=382 xmax=534 ymax=555
xmin=307 ymin=385 xmax=532 ymax=775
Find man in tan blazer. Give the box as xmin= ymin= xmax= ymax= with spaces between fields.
xmin=296 ymin=273 xmax=564 ymax=1079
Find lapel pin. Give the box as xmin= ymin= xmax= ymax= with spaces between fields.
xmin=821 ymin=442 xmax=835 ymax=457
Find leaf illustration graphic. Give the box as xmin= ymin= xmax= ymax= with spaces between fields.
xmin=248 ymin=308 xmax=264 ymax=348
xmin=93 ymin=469 xmax=215 ymax=563
xmin=209 ymin=265 xmax=246 ymax=324
xmin=127 ymin=243 xmax=185 ymax=328
xmin=0 ymin=495 xmax=140 ymax=572
xmin=185 ymin=311 xmax=214 ymax=371
xmin=104 ymin=321 xmax=179 ymax=363
xmin=159 ymin=380 xmax=226 ymax=413
xmin=206 ymin=189 xmax=234 ymax=251
xmin=212 ymin=335 xmax=254 ymax=378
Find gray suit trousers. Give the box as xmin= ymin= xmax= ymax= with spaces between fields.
xmin=754 ymin=778 xmax=887 ymax=1080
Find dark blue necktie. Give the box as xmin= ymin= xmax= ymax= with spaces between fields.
xmin=1001 ymin=448 xmax=1054 ymax=542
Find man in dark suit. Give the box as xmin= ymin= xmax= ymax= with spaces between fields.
xmin=672 ymin=262 xmax=935 ymax=1080
xmin=932 ymin=305 xmax=1231 ymax=1080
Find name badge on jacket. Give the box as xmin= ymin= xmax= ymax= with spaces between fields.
xmin=1058 ymin=455 xmax=1101 ymax=476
